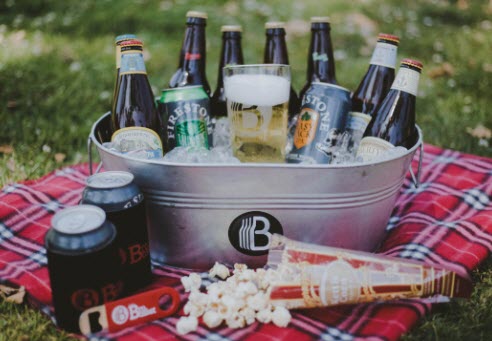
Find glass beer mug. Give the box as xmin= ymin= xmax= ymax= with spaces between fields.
xmin=223 ymin=64 xmax=290 ymax=163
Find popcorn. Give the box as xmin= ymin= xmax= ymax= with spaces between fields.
xmin=181 ymin=273 xmax=202 ymax=292
xmin=203 ymin=310 xmax=223 ymax=329
xmin=176 ymin=315 xmax=198 ymax=335
xmin=209 ymin=262 xmax=230 ymax=279
xmin=176 ymin=263 xmax=292 ymax=334
xmin=271 ymin=306 xmax=291 ymax=328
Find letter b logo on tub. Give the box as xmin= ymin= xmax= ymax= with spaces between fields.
xmin=228 ymin=211 xmax=283 ymax=256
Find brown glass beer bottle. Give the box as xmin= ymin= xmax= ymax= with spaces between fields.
xmin=111 ymin=40 xmax=163 ymax=158
xmin=357 ymin=59 xmax=423 ymax=161
xmin=210 ymin=25 xmax=244 ymax=120
xmin=112 ymin=34 xmax=137 ymax=108
xmin=263 ymin=22 xmax=300 ymax=120
xmin=348 ymin=33 xmax=399 ymax=152
xmin=169 ymin=11 xmax=211 ymax=95
xmin=299 ymin=17 xmax=337 ymax=102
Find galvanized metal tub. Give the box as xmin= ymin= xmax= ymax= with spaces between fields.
xmin=89 ymin=112 xmax=423 ymax=269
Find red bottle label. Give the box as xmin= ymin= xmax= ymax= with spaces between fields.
xmin=185 ymin=52 xmax=201 ymax=60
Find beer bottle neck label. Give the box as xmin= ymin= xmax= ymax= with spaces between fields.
xmin=391 ymin=68 xmax=420 ymax=97
xmin=369 ymin=42 xmax=397 ymax=69
xmin=120 ymin=52 xmax=147 ymax=75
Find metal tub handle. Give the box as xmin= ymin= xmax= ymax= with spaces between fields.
xmin=408 ymin=141 xmax=424 ymax=188
xmin=87 ymin=136 xmax=102 ymax=175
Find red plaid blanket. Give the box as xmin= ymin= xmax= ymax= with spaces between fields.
xmin=1 ymin=144 xmax=491 ymax=340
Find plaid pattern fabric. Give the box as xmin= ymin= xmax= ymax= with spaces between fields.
xmin=1 ymin=144 xmax=491 ymax=340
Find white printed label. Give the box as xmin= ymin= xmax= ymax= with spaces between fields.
xmin=347 ymin=112 xmax=371 ymax=132
xmin=391 ymin=68 xmax=420 ymax=97
xmin=370 ymin=42 xmax=397 ymax=69
xmin=356 ymin=136 xmax=395 ymax=162
xmin=111 ymin=304 xmax=156 ymax=325
xmin=111 ymin=127 xmax=163 ymax=159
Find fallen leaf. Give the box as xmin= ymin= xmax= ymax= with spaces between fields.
xmin=483 ymin=63 xmax=492 ymax=73
xmin=7 ymin=157 xmax=16 ymax=172
xmin=457 ymin=0 xmax=469 ymax=10
xmin=54 ymin=153 xmax=66 ymax=163
xmin=7 ymin=100 xmax=17 ymax=109
xmin=428 ymin=62 xmax=455 ymax=79
xmin=0 ymin=285 xmax=25 ymax=304
xmin=0 ymin=145 xmax=14 ymax=154
xmin=466 ymin=124 xmax=492 ymax=139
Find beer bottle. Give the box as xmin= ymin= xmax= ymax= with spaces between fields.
xmin=263 ymin=22 xmax=300 ymax=120
xmin=210 ymin=25 xmax=244 ymax=120
xmin=111 ymin=39 xmax=163 ymax=158
xmin=299 ymin=17 xmax=337 ymax=102
xmin=348 ymin=33 xmax=399 ymax=153
xmin=112 ymin=34 xmax=137 ymax=107
xmin=169 ymin=11 xmax=211 ymax=95
xmin=357 ymin=59 xmax=423 ymax=161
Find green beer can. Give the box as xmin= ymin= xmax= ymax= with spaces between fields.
xmin=159 ymin=85 xmax=213 ymax=151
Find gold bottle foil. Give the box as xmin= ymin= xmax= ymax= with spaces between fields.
xmin=267 ymin=235 xmax=472 ymax=309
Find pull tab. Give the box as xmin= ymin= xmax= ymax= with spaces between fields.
xmin=79 ymin=287 xmax=180 ymax=336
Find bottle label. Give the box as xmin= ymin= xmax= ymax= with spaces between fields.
xmin=347 ymin=111 xmax=371 ymax=132
xmin=369 ymin=42 xmax=397 ymax=69
xmin=391 ymin=68 xmax=420 ymax=96
xmin=356 ymin=136 xmax=394 ymax=162
xmin=185 ymin=52 xmax=201 ymax=61
xmin=111 ymin=127 xmax=163 ymax=159
xmin=120 ymin=53 xmax=147 ymax=75
xmin=312 ymin=52 xmax=329 ymax=62
xmin=164 ymin=97 xmax=212 ymax=150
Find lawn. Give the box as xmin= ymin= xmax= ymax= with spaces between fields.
xmin=0 ymin=0 xmax=491 ymax=339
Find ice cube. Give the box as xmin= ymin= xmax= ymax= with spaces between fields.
xmin=162 ymin=146 xmax=241 ymax=164
xmin=213 ymin=117 xmax=231 ymax=148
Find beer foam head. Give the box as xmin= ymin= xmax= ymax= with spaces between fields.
xmin=224 ymin=74 xmax=290 ymax=106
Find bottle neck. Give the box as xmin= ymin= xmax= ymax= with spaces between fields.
xmin=120 ymin=48 xmax=147 ymax=75
xmin=216 ymin=32 xmax=244 ymax=88
xmin=178 ymin=23 xmax=207 ymax=75
xmin=264 ymin=30 xmax=289 ymax=64
xmin=391 ymin=66 xmax=420 ymax=97
xmin=369 ymin=40 xmax=398 ymax=69
xmin=306 ymin=25 xmax=336 ymax=83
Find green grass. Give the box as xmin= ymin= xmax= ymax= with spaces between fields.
xmin=1 ymin=0 xmax=491 ymax=339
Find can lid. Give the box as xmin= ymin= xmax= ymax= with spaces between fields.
xmin=401 ymin=58 xmax=423 ymax=70
xmin=311 ymin=16 xmax=330 ymax=23
xmin=378 ymin=33 xmax=400 ymax=44
xmin=86 ymin=171 xmax=134 ymax=189
xmin=120 ymin=39 xmax=143 ymax=47
xmin=186 ymin=11 xmax=208 ymax=19
xmin=52 ymin=205 xmax=106 ymax=235
xmin=115 ymin=34 xmax=136 ymax=44
xmin=265 ymin=22 xmax=285 ymax=29
xmin=221 ymin=25 xmax=242 ymax=32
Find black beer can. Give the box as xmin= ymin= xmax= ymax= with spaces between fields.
xmin=45 ymin=205 xmax=123 ymax=333
xmin=287 ymin=82 xmax=351 ymax=164
xmin=81 ymin=171 xmax=152 ymax=294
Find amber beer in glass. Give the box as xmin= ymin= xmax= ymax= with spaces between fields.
xmin=224 ymin=64 xmax=290 ymax=163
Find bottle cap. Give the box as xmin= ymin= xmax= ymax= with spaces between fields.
xmin=221 ymin=25 xmax=242 ymax=32
xmin=265 ymin=22 xmax=285 ymax=29
xmin=401 ymin=58 xmax=423 ymax=70
xmin=186 ymin=11 xmax=208 ymax=19
xmin=120 ymin=39 xmax=143 ymax=47
xmin=378 ymin=33 xmax=400 ymax=44
xmin=115 ymin=34 xmax=136 ymax=44
xmin=311 ymin=16 xmax=330 ymax=23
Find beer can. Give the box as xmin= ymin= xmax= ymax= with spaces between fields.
xmin=81 ymin=171 xmax=152 ymax=294
xmin=287 ymin=82 xmax=351 ymax=164
xmin=159 ymin=85 xmax=213 ymax=151
xmin=45 ymin=205 xmax=123 ymax=333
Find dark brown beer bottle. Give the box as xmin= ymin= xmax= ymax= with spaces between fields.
xmin=111 ymin=40 xmax=163 ymax=158
xmin=210 ymin=25 xmax=244 ymax=120
xmin=357 ymin=59 xmax=423 ymax=161
xmin=263 ymin=22 xmax=300 ymax=120
xmin=112 ymin=34 xmax=137 ymax=108
xmin=299 ymin=17 xmax=337 ymax=102
xmin=348 ymin=33 xmax=399 ymax=152
xmin=169 ymin=11 xmax=211 ymax=95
